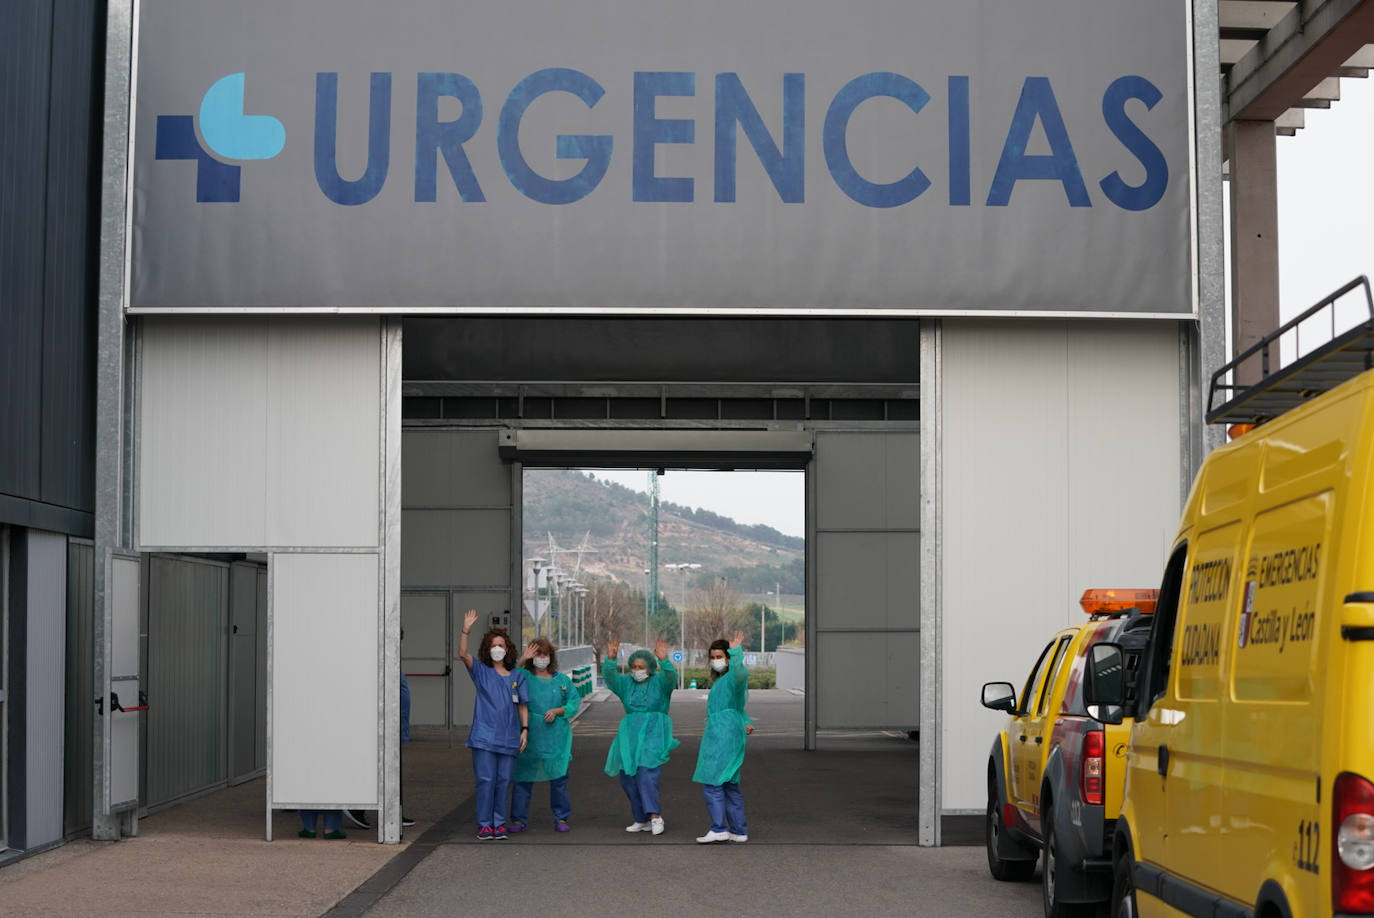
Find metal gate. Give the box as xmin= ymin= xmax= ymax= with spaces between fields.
xmin=401 ymin=428 xmax=520 ymax=727
xmin=228 ymin=561 xmax=267 ymax=784
xmin=144 ymin=554 xmax=228 ymax=808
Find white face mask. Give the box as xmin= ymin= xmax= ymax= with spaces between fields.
xmin=631 ymin=669 xmax=650 ymax=682
xmin=533 ymin=656 xmax=550 ymax=670
xmin=710 ymin=658 xmax=728 ymax=673
xmin=489 ymin=645 xmax=507 ymax=662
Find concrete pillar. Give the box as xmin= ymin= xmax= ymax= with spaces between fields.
xmin=1227 ymin=120 xmax=1280 ymax=383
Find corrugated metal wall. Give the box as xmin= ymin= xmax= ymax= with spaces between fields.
xmin=145 ymin=556 xmax=228 ymax=808
xmin=0 ymin=0 xmax=101 ymax=537
xmin=64 ymin=541 xmax=93 ymax=836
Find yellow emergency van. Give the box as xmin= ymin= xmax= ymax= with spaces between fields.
xmin=1085 ymin=277 xmax=1374 ymax=918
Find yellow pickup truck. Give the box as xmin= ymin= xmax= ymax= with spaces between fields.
xmin=982 ymin=588 xmax=1156 ymax=918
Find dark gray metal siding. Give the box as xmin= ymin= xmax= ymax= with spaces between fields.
xmin=0 ymin=0 xmax=102 ymax=537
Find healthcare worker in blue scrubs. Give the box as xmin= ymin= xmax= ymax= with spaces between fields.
xmin=602 ymin=636 xmax=678 ymax=836
xmin=459 ymin=609 xmax=529 ymax=840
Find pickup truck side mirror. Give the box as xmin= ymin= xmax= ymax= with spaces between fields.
xmin=1084 ymin=642 xmax=1126 ymax=725
xmin=980 ymin=681 xmax=1018 ymax=713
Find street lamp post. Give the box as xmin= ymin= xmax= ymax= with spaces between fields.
xmin=643 ymin=568 xmax=651 ymax=647
xmin=665 ymin=562 xmax=701 ymax=688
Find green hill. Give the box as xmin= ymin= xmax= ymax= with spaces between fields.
xmin=522 ymin=469 xmax=804 ymax=592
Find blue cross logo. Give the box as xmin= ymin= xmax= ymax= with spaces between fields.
xmin=155 ymin=73 xmax=286 ymax=203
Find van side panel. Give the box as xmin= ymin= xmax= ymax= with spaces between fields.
xmin=1165 ymin=519 xmax=1242 ymax=882
xmin=1222 ymin=491 xmax=1332 ymax=908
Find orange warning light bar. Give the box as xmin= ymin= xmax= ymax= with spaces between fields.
xmin=1228 ymin=423 xmax=1256 ymax=440
xmin=1080 ymin=588 xmax=1158 ymax=616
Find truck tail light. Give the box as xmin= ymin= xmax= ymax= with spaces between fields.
xmin=1080 ymin=730 xmax=1104 ymax=806
xmin=1334 ymin=772 xmax=1374 ymax=913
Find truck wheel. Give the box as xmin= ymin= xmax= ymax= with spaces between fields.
xmin=986 ymin=793 xmax=1035 ymax=881
xmin=1111 ymin=846 xmax=1138 ymax=918
xmin=1042 ymin=807 xmax=1095 ymax=918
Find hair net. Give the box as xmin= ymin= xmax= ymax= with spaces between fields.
xmin=628 ymin=649 xmax=658 ymax=674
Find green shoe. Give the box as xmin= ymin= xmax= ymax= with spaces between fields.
xmin=323 ymin=829 xmax=347 ymax=840
xmin=298 ymin=829 xmax=316 ymax=838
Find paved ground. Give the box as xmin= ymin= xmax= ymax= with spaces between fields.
xmin=0 ymin=690 xmax=1043 ymax=917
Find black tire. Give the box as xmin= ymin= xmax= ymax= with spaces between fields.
xmin=1042 ymin=806 xmax=1096 ymax=918
xmin=986 ymin=791 xmax=1036 ymax=881
xmin=1111 ymin=846 xmax=1138 ymax=918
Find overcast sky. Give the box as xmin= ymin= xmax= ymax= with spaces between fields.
xmin=1275 ymin=74 xmax=1374 ymax=323
xmin=584 ymin=469 xmax=805 ymax=538
xmin=580 ymin=85 xmax=1372 ymax=539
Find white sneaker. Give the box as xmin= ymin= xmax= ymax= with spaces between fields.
xmin=626 ymin=821 xmax=651 ymax=833
xmin=650 ymin=816 xmax=665 ymax=836
xmin=696 ymin=830 xmax=730 ymax=844
xmin=728 ymin=833 xmax=749 ymax=843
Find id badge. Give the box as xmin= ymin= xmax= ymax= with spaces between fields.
xmin=511 ymin=691 xmax=519 ymax=704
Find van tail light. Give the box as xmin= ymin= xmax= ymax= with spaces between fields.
xmin=1334 ymin=772 xmax=1374 ymax=913
xmin=1080 ymin=730 xmax=1104 ymax=806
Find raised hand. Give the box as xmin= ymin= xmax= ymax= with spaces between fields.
xmin=654 ymin=637 xmax=669 ymax=661
xmin=521 ymin=641 xmax=538 ymax=663
xmin=729 ymin=630 xmax=745 ymax=649
xmin=606 ymin=638 xmax=620 ymax=661
xmin=463 ymin=609 xmax=479 ymax=632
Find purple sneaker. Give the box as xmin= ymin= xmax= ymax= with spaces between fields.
xmin=477 ymin=826 xmax=494 ymax=840
xmin=555 ymin=820 xmax=570 ymax=833
xmin=506 ymin=822 xmax=526 ymax=834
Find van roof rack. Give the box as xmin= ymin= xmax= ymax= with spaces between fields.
xmin=1207 ymin=276 xmax=1374 ymax=425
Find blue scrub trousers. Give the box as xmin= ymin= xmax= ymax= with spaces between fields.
xmin=702 ymin=782 xmax=747 ymax=834
xmin=472 ymin=747 xmax=517 ymax=828
xmin=618 ymin=766 xmax=662 ymax=822
xmin=511 ymin=776 xmax=571 ymax=824
xmin=301 ymin=810 xmax=343 ymax=833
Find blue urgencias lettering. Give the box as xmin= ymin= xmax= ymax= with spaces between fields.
xmin=303 ymin=69 xmax=1170 ymax=209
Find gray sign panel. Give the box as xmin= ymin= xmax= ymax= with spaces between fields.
xmin=130 ymin=0 xmax=1193 ymax=316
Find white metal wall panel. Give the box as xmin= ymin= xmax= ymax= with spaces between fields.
xmin=264 ymin=319 xmax=380 ymax=547
xmin=139 ymin=320 xmax=269 ymax=546
xmin=271 ymin=552 xmax=378 ymax=805
xmin=939 ymin=320 xmax=1181 ymax=813
xmin=812 ymin=430 xmax=920 ymax=728
xmin=23 ymin=531 xmax=67 ymax=848
xmin=138 ymin=317 xmax=380 ymax=548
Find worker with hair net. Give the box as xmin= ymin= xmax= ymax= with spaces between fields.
xmin=602 ymin=636 xmax=679 ymax=836
xmin=693 ymin=630 xmax=754 ymax=843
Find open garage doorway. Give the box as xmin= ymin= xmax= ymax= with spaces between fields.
xmin=521 ymin=467 xmax=805 ymax=687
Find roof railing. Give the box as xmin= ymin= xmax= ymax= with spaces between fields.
xmin=1207 ymin=276 xmax=1374 ymax=425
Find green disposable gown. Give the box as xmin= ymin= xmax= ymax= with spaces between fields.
xmin=693 ymin=645 xmax=750 ymax=785
xmin=514 ymin=669 xmax=580 ymax=783
xmin=603 ymin=654 xmax=680 ymax=776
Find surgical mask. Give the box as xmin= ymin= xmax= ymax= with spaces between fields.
xmin=631 ymin=669 xmax=650 ymax=682
xmin=533 ymin=656 xmax=550 ymax=670
xmin=710 ymin=658 xmax=728 ymax=673
xmin=489 ymin=645 xmax=507 ymax=662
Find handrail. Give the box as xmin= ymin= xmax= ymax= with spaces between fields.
xmin=1207 ymin=276 xmax=1374 ymax=425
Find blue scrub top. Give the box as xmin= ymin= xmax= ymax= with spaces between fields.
xmin=466 ymin=661 xmax=529 ymax=755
